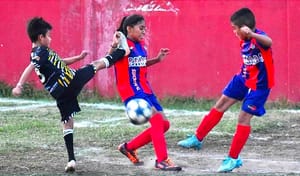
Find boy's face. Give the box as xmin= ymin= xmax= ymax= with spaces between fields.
xmin=127 ymin=20 xmax=146 ymax=42
xmin=231 ymin=23 xmax=248 ymax=40
xmin=38 ymin=30 xmax=51 ymax=47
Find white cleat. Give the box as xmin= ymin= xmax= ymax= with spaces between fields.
xmin=65 ymin=160 xmax=76 ymax=173
xmin=117 ymin=31 xmax=130 ymax=56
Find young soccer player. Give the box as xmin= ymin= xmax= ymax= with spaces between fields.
xmin=177 ymin=7 xmax=274 ymax=172
xmin=109 ymin=14 xmax=182 ymax=171
xmin=12 ymin=17 xmax=127 ymax=172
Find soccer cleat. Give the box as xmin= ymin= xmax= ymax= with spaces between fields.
xmin=177 ymin=134 xmax=202 ymax=150
xmin=217 ymin=156 xmax=243 ymax=173
xmin=155 ymin=158 xmax=182 ymax=171
xmin=118 ymin=143 xmax=143 ymax=166
xmin=117 ymin=32 xmax=130 ymax=56
xmin=65 ymin=160 xmax=76 ymax=173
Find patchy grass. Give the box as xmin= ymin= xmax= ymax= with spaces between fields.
xmin=0 ymin=98 xmax=299 ymax=175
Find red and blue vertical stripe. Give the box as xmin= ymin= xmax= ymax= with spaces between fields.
xmin=238 ymin=29 xmax=274 ymax=90
xmin=114 ymin=39 xmax=153 ymax=102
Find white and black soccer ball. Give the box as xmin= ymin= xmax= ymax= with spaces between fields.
xmin=126 ymin=98 xmax=152 ymax=125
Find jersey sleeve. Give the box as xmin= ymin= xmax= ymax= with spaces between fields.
xmin=255 ymin=30 xmax=270 ymax=50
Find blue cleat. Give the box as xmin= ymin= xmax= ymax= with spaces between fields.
xmin=177 ymin=134 xmax=202 ymax=150
xmin=217 ymin=156 xmax=243 ymax=173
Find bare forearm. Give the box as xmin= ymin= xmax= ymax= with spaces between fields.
xmin=17 ymin=64 xmax=34 ymax=86
xmin=62 ymin=55 xmax=83 ymax=65
xmin=147 ymin=48 xmax=169 ymax=67
xmin=12 ymin=63 xmax=34 ymax=96
xmin=251 ymin=33 xmax=272 ymax=47
xmin=146 ymin=57 xmax=160 ymax=67
xmin=62 ymin=50 xmax=88 ymax=65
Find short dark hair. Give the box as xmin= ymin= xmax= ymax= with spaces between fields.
xmin=27 ymin=17 xmax=52 ymax=42
xmin=230 ymin=8 xmax=256 ymax=29
xmin=117 ymin=14 xmax=144 ymax=36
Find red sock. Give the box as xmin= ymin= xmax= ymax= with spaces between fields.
xmin=127 ymin=114 xmax=170 ymax=155
xmin=229 ymin=124 xmax=251 ymax=159
xmin=149 ymin=113 xmax=168 ymax=162
xmin=127 ymin=128 xmax=152 ymax=150
xmin=196 ymin=108 xmax=224 ymax=140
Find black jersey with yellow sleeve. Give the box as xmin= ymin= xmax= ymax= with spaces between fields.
xmin=30 ymin=46 xmax=76 ymax=99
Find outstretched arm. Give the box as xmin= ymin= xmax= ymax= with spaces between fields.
xmin=12 ymin=63 xmax=35 ymax=96
xmin=62 ymin=50 xmax=89 ymax=65
xmin=146 ymin=48 xmax=169 ymax=67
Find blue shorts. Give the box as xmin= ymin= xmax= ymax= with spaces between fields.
xmin=124 ymin=93 xmax=163 ymax=112
xmin=223 ymin=75 xmax=270 ymax=116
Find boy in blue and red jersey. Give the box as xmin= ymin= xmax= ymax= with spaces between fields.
xmin=109 ymin=14 xmax=182 ymax=171
xmin=178 ymin=7 xmax=274 ymax=172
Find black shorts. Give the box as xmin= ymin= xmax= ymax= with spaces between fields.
xmin=56 ymin=64 xmax=95 ymax=121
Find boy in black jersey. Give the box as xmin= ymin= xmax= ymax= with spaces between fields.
xmin=12 ymin=17 xmax=128 ymax=172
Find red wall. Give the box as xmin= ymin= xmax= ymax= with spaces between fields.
xmin=1 ymin=0 xmax=299 ymax=102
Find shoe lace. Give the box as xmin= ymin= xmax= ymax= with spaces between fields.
xmin=222 ymin=157 xmax=232 ymax=165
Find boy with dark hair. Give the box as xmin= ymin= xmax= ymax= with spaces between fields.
xmin=12 ymin=17 xmax=128 ymax=172
xmin=177 ymin=7 xmax=274 ymax=172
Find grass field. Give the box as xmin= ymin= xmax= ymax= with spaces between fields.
xmin=0 ymin=97 xmax=299 ymax=176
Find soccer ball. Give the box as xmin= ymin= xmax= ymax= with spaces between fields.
xmin=126 ymin=98 xmax=152 ymax=125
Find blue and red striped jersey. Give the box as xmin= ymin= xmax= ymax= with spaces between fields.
xmin=114 ymin=39 xmax=153 ymax=102
xmin=238 ymin=28 xmax=275 ymax=90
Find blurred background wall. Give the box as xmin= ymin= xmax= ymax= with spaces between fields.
xmin=1 ymin=0 xmax=299 ymax=102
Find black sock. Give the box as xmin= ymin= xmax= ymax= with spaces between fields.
xmin=64 ymin=129 xmax=76 ymax=161
xmin=106 ymin=49 xmax=126 ymax=66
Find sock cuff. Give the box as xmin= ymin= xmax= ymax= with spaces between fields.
xmin=211 ymin=108 xmax=224 ymax=116
xmin=237 ymin=124 xmax=251 ymax=131
xmin=100 ymin=57 xmax=110 ymax=68
xmin=63 ymin=129 xmax=74 ymax=137
xmin=207 ymin=108 xmax=224 ymax=120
